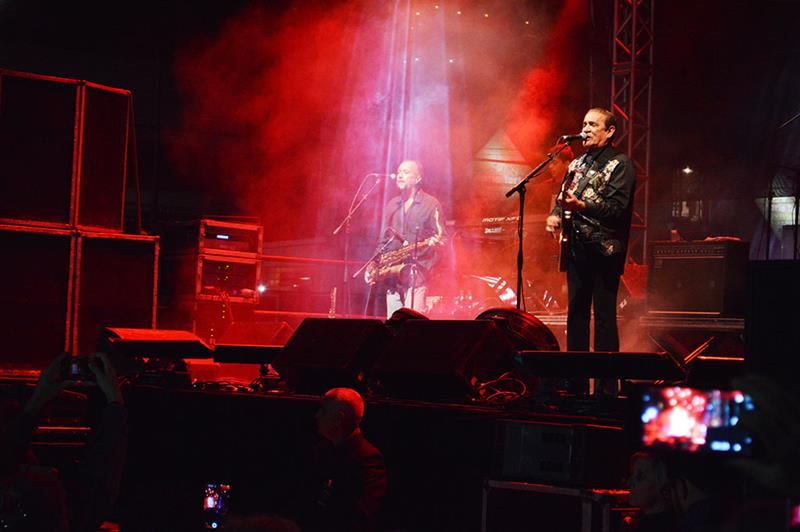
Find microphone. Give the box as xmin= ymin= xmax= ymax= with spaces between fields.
xmin=558 ymin=132 xmax=588 ymax=143
xmin=367 ymin=172 xmax=398 ymax=179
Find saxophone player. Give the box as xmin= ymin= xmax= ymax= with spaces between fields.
xmin=364 ymin=160 xmax=446 ymax=318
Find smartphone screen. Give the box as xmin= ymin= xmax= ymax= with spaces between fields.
xmin=61 ymin=356 xmax=95 ymax=382
xmin=203 ymin=483 xmax=230 ymax=529
xmin=636 ymin=386 xmax=755 ymax=455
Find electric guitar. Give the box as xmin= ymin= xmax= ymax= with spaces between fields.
xmin=558 ymin=209 xmax=572 ymax=272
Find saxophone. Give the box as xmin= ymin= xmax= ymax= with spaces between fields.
xmin=364 ymin=236 xmax=439 ymax=283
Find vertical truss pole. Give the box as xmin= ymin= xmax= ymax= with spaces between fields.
xmin=611 ymin=0 xmax=653 ymax=265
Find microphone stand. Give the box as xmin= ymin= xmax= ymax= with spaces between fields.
xmin=333 ymin=174 xmax=384 ymax=317
xmin=505 ymin=141 xmax=572 ymax=310
xmin=409 ymin=228 xmax=421 ymax=310
xmin=352 ymin=233 xmax=399 ymax=317
xmin=777 ymin=108 xmax=800 ymax=260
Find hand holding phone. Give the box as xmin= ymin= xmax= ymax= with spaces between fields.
xmin=60 ymin=355 xmax=97 ymax=383
xmin=633 ymin=385 xmax=756 ymax=455
xmin=203 ymin=482 xmax=230 ymax=529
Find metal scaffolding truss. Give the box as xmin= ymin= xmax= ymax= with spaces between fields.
xmin=611 ymin=0 xmax=653 ymax=264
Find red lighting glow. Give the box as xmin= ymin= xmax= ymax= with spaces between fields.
xmin=507 ymin=0 xmax=588 ymax=161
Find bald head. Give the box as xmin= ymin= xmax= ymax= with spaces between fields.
xmin=325 ymin=388 xmax=364 ymax=424
xmin=395 ymin=160 xmax=422 ymax=193
xmin=316 ymin=388 xmax=365 ymax=444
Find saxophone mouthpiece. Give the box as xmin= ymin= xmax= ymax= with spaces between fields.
xmin=385 ymin=227 xmax=405 ymax=242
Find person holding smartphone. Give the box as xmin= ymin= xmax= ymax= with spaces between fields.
xmin=10 ymin=352 xmax=128 ymax=531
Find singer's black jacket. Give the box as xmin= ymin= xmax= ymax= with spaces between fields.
xmin=551 ymin=145 xmax=636 ymax=275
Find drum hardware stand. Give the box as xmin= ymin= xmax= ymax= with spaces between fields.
xmin=408 ymin=228 xmax=421 ymax=310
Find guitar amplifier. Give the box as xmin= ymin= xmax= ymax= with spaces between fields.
xmin=647 ymin=240 xmax=749 ymax=316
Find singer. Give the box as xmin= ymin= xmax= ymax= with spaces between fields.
xmin=364 ymin=160 xmax=446 ymax=317
xmin=545 ymin=108 xmax=636 ymax=393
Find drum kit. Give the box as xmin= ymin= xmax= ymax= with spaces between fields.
xmin=426 ymin=274 xmax=564 ymax=319
xmin=425 ymin=215 xmax=567 ymax=319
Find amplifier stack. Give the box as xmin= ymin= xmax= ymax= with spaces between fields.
xmin=159 ymin=219 xmax=264 ymax=343
xmin=0 ymin=69 xmax=157 ymax=368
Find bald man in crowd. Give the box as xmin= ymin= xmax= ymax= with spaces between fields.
xmin=298 ymin=388 xmax=387 ymax=532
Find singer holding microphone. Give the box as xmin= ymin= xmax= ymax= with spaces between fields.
xmin=364 ymin=160 xmax=446 ymax=318
xmin=545 ymin=108 xmax=636 ymax=393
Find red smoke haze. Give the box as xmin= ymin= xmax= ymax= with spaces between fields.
xmin=507 ymin=0 xmax=589 ymax=161
xmin=169 ymin=1 xmax=363 ymax=240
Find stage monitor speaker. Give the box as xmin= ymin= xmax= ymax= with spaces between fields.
xmin=272 ymin=318 xmax=392 ymax=394
xmin=647 ymin=240 xmax=749 ymax=316
xmin=686 ymin=356 xmax=745 ymax=388
xmin=513 ymin=351 xmax=685 ymax=381
xmin=0 ymin=226 xmax=74 ymax=368
xmin=371 ymin=319 xmax=516 ymax=401
xmin=475 ymin=307 xmax=560 ymax=351
xmin=213 ymin=321 xmax=294 ymax=364
xmin=217 ymin=321 xmax=294 ymax=347
xmin=104 ymin=327 xmax=213 ymax=358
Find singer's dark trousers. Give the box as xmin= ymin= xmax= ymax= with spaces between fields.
xmin=566 ymin=248 xmax=622 ymax=353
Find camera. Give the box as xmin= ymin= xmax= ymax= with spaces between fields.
xmin=60 ymin=356 xmax=96 ymax=382
xmin=630 ymin=384 xmax=756 ymax=456
xmin=203 ymin=482 xmax=230 ymax=529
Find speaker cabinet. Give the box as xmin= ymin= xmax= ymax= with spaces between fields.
xmin=496 ymin=420 xmax=628 ymax=486
xmin=0 ymin=69 xmax=130 ymax=232
xmin=372 ymin=319 xmax=516 ymax=401
xmin=217 ymin=321 xmax=294 ymax=347
xmin=647 ymin=240 xmax=749 ymax=316
xmin=75 ymin=83 xmax=131 ymax=231
xmin=72 ymin=233 xmax=158 ymax=355
xmin=272 ymin=318 xmax=393 ymax=394
xmin=0 ymin=226 xmax=74 ymax=368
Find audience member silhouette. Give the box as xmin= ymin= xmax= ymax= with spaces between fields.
xmin=296 ymin=387 xmax=388 ymax=532
xmin=627 ymin=451 xmax=677 ymax=531
xmin=0 ymin=395 xmax=68 ymax=531
xmin=0 ymin=352 xmax=127 ymax=531
xmin=713 ymin=373 xmax=800 ymax=531
xmin=732 ymin=373 xmax=800 ymax=498
xmin=665 ymin=453 xmax=742 ymax=532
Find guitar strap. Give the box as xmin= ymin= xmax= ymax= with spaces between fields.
xmin=571 ymin=146 xmax=609 ymax=200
